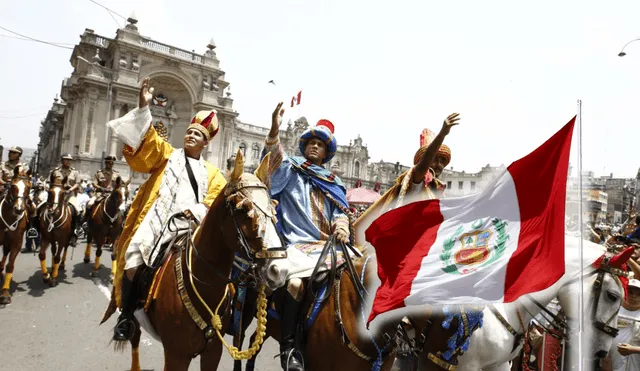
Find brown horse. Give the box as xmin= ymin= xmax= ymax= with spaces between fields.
xmin=85 ymin=177 xmax=129 ymax=278
xmin=0 ymin=165 xmax=32 ymax=304
xmin=101 ymin=151 xmax=285 ymax=371
xmin=234 ymin=250 xmax=400 ymax=371
xmin=37 ymin=171 xmax=75 ymax=287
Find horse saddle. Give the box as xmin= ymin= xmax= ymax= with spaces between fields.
xmin=135 ymin=233 xmax=191 ymax=312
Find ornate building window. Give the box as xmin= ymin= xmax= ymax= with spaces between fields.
xmin=252 ymin=143 xmax=260 ymax=159
xmin=239 ymin=142 xmax=246 ymax=157
xmin=354 ymin=161 xmax=360 ymax=178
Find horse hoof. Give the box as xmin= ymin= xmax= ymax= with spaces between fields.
xmin=0 ymin=296 xmax=11 ymax=305
xmin=83 ymin=257 xmax=90 ymax=264
xmin=90 ymin=271 xmax=99 ymax=278
xmin=42 ymin=275 xmax=51 ymax=284
xmin=49 ymin=278 xmax=57 ymax=287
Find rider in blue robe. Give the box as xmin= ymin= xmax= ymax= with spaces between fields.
xmin=262 ymin=103 xmax=350 ymax=371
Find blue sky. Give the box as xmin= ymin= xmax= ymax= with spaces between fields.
xmin=1 ymin=0 xmax=639 ymax=178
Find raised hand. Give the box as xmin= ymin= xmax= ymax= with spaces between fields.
xmin=269 ymin=102 xmax=284 ymax=138
xmin=139 ymin=77 xmax=155 ymax=108
xmin=272 ymin=102 xmax=284 ymax=130
xmin=441 ymin=113 xmax=461 ymax=135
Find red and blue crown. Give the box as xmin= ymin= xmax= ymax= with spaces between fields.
xmin=299 ymin=119 xmax=337 ymax=164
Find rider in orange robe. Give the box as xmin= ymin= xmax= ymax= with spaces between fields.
xmin=354 ymin=113 xmax=459 ymax=246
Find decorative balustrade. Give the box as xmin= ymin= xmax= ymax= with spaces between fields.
xmin=141 ymin=37 xmax=203 ymax=63
xmin=83 ymin=33 xmax=111 ymax=48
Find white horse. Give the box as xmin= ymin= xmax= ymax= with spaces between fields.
xmin=451 ymin=236 xmax=632 ymax=371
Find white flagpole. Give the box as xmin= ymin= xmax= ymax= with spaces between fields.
xmin=577 ymin=99 xmax=584 ymax=371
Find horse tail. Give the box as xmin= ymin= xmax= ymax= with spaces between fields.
xmin=100 ymin=286 xmax=118 ymax=325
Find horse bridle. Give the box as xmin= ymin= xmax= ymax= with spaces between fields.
xmin=0 ymin=176 xmax=30 ymax=231
xmin=101 ymin=187 xmax=126 ymax=225
xmin=528 ymin=255 xmax=627 ymax=342
xmin=4 ymin=176 xmax=30 ymax=207
xmin=163 ymin=180 xmax=288 ymax=287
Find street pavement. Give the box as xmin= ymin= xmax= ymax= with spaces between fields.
xmin=0 ymin=239 xmax=282 ymax=371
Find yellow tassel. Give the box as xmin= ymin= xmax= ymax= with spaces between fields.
xmin=52 ymin=264 xmax=59 ymax=278
xmin=40 ymin=260 xmax=48 ymax=274
xmin=93 ymin=256 xmax=101 ymax=271
xmin=111 ymin=260 xmax=117 ymax=276
xmin=216 ymin=284 xmax=269 ymax=360
xmin=2 ymin=273 xmax=12 ymax=290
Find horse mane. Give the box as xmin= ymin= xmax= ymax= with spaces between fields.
xmin=49 ymin=170 xmax=64 ymax=186
xmin=563 ymin=235 xmax=606 ymax=279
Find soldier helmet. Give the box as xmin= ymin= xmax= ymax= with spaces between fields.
xmin=9 ymin=146 xmax=23 ymax=154
xmin=104 ymin=155 xmax=117 ymax=162
xmin=61 ymin=153 xmax=74 ymax=160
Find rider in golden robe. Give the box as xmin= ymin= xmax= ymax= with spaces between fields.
xmin=106 ymin=77 xmax=227 ymax=341
xmin=353 ymin=113 xmax=460 ymax=245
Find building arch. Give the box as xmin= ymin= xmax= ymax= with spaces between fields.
xmin=140 ymin=65 xmax=199 ymax=105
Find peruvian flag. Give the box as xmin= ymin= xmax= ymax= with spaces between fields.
xmin=365 ymin=117 xmax=576 ymax=325
xmin=291 ymin=90 xmax=302 ymax=108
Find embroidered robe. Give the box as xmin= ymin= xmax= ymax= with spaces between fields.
xmin=107 ymin=106 xmax=227 ymax=307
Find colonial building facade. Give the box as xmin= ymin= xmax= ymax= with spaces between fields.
xmin=36 ymin=17 xmax=505 ymax=196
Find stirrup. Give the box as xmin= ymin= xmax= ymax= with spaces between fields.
xmin=26 ymin=228 xmax=38 ymax=239
xmin=75 ymin=227 xmax=84 ymax=235
xmin=113 ymin=317 xmax=136 ymax=341
xmin=280 ymin=349 xmax=305 ymax=371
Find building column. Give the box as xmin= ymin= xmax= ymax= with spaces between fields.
xmin=109 ymin=104 xmax=121 ymax=156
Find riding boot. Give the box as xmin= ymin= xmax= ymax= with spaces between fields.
xmin=69 ymin=211 xmax=79 ymax=247
xmin=113 ymin=274 xmax=138 ymax=341
xmin=280 ymin=292 xmax=304 ymax=371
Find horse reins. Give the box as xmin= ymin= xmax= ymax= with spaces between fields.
xmin=0 ymin=177 xmax=30 ymax=231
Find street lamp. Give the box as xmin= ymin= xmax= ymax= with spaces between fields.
xmin=617 ymin=38 xmax=640 ymax=57
xmin=76 ymin=53 xmax=113 ymax=167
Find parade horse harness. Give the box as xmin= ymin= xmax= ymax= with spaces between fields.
xmin=231 ymin=234 xmax=397 ymax=371
xmin=507 ymin=251 xmax=628 ymax=371
xmin=137 ymin=176 xmax=288 ymax=358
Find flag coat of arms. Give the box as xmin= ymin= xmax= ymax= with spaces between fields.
xmin=365 ymin=117 xmax=576 ymax=324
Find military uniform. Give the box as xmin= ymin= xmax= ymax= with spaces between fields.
xmin=48 ymin=154 xmax=83 ymax=246
xmin=50 ymin=165 xmax=80 ymax=211
xmin=0 ymin=160 xmax=24 ymax=183
xmin=93 ymin=168 xmax=120 ymax=194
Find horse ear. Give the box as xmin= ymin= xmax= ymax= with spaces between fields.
xmin=230 ymin=149 xmax=244 ymax=182
xmin=254 ymin=152 xmax=271 ymax=186
xmin=62 ymin=176 xmax=68 ymax=185
xmin=115 ymin=176 xmax=122 ymax=187
xmin=13 ymin=165 xmax=19 ymax=178
xmin=26 ymin=167 xmax=32 ymax=177
xmin=610 ymin=246 xmax=635 ymax=268
xmin=125 ymin=179 xmax=130 ymax=186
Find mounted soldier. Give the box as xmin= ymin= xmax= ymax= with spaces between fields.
xmin=261 ymin=102 xmax=351 ymax=371
xmin=1 ymin=147 xmax=39 ymax=239
xmin=106 ymin=77 xmax=227 ymax=343
xmin=44 ymin=154 xmax=83 ymax=247
xmin=0 ymin=146 xmax=26 ymax=188
xmin=85 ymin=155 xmax=120 ymax=226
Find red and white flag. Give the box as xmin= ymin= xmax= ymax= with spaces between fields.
xmin=291 ymin=90 xmax=302 ymax=108
xmin=365 ymin=117 xmax=576 ymax=325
